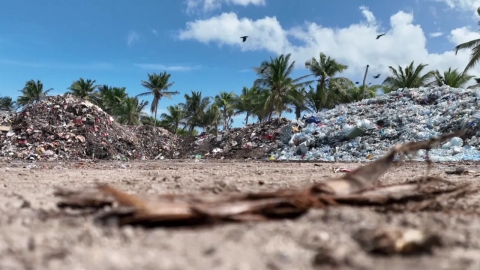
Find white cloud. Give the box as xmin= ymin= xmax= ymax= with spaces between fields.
xmin=359 ymin=6 xmax=376 ymax=25
xmin=135 ymin=63 xmax=202 ymax=71
xmin=152 ymin=29 xmax=158 ymax=36
xmin=178 ymin=8 xmax=480 ymax=80
xmin=435 ymin=0 xmax=480 ymax=18
xmin=449 ymin=26 xmax=480 ymax=43
xmin=435 ymin=0 xmax=480 ymax=11
xmin=127 ymin=31 xmax=140 ymax=47
xmin=429 ymin=31 xmax=444 ymax=37
xmin=186 ymin=0 xmax=266 ymax=13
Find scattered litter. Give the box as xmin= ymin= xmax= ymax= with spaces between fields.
xmin=333 ymin=167 xmax=352 ymax=173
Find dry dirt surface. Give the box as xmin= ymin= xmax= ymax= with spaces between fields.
xmin=2 ymin=160 xmax=480 ymax=270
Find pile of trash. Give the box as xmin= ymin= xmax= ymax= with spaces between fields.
xmin=5 ymin=85 xmax=480 ymax=163
xmin=0 ymin=94 xmax=143 ymax=160
xmin=0 ymin=110 xmax=14 ymax=130
xmin=178 ymin=118 xmax=291 ymax=159
xmin=126 ymin=125 xmax=179 ymax=160
xmin=272 ymin=85 xmax=480 ymax=162
xmin=0 ymin=110 xmax=15 ymax=151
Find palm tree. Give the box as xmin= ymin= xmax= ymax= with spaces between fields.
xmin=382 ymin=61 xmax=435 ymax=92
xmin=214 ymin=91 xmax=237 ymax=131
xmin=454 ymin=7 xmax=480 ymax=72
xmin=253 ymin=54 xmax=313 ymax=120
xmin=0 ymin=96 xmax=18 ymax=111
xmin=347 ymin=84 xmax=380 ymax=102
xmin=250 ymin=90 xmax=270 ymax=123
xmin=430 ymin=68 xmax=474 ymax=88
xmin=17 ymin=80 xmax=53 ymax=106
xmin=305 ymin=53 xmax=351 ymax=111
xmin=303 ymin=77 xmax=355 ymax=113
xmin=305 ymin=52 xmax=348 ymax=94
xmin=234 ymin=86 xmax=262 ymax=125
xmin=180 ymin=91 xmax=210 ymax=134
xmin=200 ymin=104 xmax=222 ymax=135
xmin=67 ymin=78 xmax=98 ymax=100
xmin=116 ymin=97 xmax=149 ymax=125
xmin=286 ymin=86 xmax=310 ymax=119
xmin=136 ymin=72 xmax=179 ymax=126
xmin=97 ymin=85 xmax=129 ymax=115
xmin=159 ymin=104 xmax=185 ymax=134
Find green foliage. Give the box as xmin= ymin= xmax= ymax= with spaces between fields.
xmin=67 ymin=78 xmax=98 ymax=100
xmin=17 ymin=80 xmax=53 ymax=106
xmin=116 ymin=97 xmax=148 ymax=126
xmin=0 ymin=96 xmax=18 ymax=111
xmin=253 ymin=53 xmax=314 ymax=120
xmin=305 ymin=52 xmax=352 ymax=112
xmin=382 ymin=61 xmax=435 ymax=92
xmin=430 ymin=68 xmax=474 ymax=88
xmin=136 ymin=72 xmax=179 ymax=126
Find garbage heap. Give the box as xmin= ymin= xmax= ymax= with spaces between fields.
xmin=0 ymin=94 xmax=142 ymax=160
xmin=0 ymin=110 xmax=15 ymax=146
xmin=126 ymin=125 xmax=179 ymax=159
xmin=177 ymin=117 xmax=292 ymax=159
xmin=272 ymin=85 xmax=480 ymax=162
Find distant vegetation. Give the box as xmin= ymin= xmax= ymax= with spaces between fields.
xmin=3 ymin=8 xmax=480 ymax=136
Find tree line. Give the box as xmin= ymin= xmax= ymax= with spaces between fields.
xmin=2 ymin=7 xmax=480 ymax=136
xmin=1 ymin=53 xmax=479 ymax=135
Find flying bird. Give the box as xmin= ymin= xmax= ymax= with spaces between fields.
xmin=240 ymin=36 xmax=249 ymax=42
xmin=376 ymin=33 xmax=386 ymax=39
xmin=355 ymin=82 xmax=359 ymax=84
xmin=373 ymin=74 xmax=380 ymax=79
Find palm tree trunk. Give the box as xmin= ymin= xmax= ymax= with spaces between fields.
xmin=154 ymin=106 xmax=158 ymax=127
xmin=317 ymin=78 xmax=326 ymax=112
xmin=295 ymin=106 xmax=301 ymax=119
xmin=245 ymin=113 xmax=250 ymax=125
xmin=362 ymin=64 xmax=369 ymax=99
xmin=223 ymin=112 xmax=228 ymax=131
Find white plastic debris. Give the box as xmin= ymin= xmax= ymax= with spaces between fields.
xmin=272 ymin=86 xmax=480 ymax=162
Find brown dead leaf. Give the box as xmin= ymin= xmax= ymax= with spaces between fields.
xmin=54 ymin=187 xmax=113 ymax=209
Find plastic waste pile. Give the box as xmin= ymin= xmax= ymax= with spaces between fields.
xmin=125 ymin=125 xmax=180 ymax=160
xmin=272 ymin=86 xmax=480 ymax=162
xmin=0 ymin=94 xmax=143 ymax=160
xmin=178 ymin=118 xmax=291 ymax=159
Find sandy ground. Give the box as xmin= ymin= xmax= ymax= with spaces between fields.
xmin=2 ymin=160 xmax=480 ymax=270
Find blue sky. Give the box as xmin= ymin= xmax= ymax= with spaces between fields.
xmin=1 ymin=0 xmax=480 ymax=127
